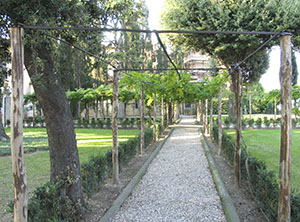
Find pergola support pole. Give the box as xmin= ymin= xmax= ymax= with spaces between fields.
xmin=278 ymin=33 xmax=292 ymax=222
xmin=10 ymin=27 xmax=28 ymax=222
xmin=112 ymin=70 xmax=120 ymax=184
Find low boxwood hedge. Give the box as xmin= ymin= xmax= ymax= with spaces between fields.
xmin=212 ymin=125 xmax=300 ymax=221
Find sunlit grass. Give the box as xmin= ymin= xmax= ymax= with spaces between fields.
xmin=225 ymin=129 xmax=300 ymax=191
xmin=0 ymin=128 xmax=140 ymax=217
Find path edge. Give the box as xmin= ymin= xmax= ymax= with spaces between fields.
xmin=100 ymin=127 xmax=175 ymax=222
xmin=200 ymin=130 xmax=240 ymax=222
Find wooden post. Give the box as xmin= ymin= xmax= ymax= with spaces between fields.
xmin=140 ymin=84 xmax=145 ymax=154
xmin=278 ymin=33 xmax=292 ymax=222
xmin=200 ymin=100 xmax=204 ymax=125
xmin=112 ymin=70 xmax=119 ymax=184
xmin=153 ymin=93 xmax=157 ymax=142
xmin=204 ymin=99 xmax=208 ymax=135
xmin=209 ymin=98 xmax=213 ymax=139
xmin=234 ymin=68 xmax=242 ymax=188
xmin=10 ymin=27 xmax=28 ymax=222
xmin=196 ymin=101 xmax=201 ymax=122
xmin=218 ymin=88 xmax=223 ymax=156
xmin=161 ymin=97 xmax=164 ymax=130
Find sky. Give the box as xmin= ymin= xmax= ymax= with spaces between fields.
xmin=145 ymin=0 xmax=300 ymax=92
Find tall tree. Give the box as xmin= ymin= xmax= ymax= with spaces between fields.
xmin=0 ymin=0 xmax=115 ymax=217
xmin=161 ymin=0 xmax=300 ymax=189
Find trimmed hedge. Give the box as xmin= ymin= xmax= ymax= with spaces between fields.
xmin=212 ymin=125 xmax=300 ymax=221
xmin=25 ymin=127 xmax=155 ymax=221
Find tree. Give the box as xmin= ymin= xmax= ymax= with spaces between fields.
xmin=292 ymin=50 xmax=299 ymax=86
xmin=0 ymin=0 xmax=117 ymax=217
xmin=161 ymin=0 xmax=300 ymax=189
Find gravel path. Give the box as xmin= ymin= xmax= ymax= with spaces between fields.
xmin=111 ymin=117 xmax=226 ymax=222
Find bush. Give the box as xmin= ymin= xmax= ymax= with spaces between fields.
xmin=105 ymin=118 xmax=111 ymax=129
xmin=224 ymin=117 xmax=231 ymax=128
xmin=27 ymin=181 xmax=83 ymax=222
xmin=255 ymin=117 xmax=262 ymax=128
xmin=212 ymin=126 xmax=300 ymax=221
xmin=23 ymin=120 xmax=163 ymax=222
xmin=247 ymin=118 xmax=255 ymax=128
xmin=96 ymin=118 xmax=104 ymax=128
xmin=263 ymin=117 xmax=271 ymax=128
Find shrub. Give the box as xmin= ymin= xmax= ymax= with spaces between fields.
xmin=255 ymin=117 xmax=262 ymax=128
xmin=224 ymin=117 xmax=231 ymax=128
xmin=263 ymin=117 xmax=271 ymax=128
xmin=212 ymin=126 xmax=300 ymax=221
xmin=90 ymin=118 xmax=96 ymax=128
xmin=22 ymin=121 xmax=162 ymax=222
xmin=247 ymin=118 xmax=255 ymax=128
xmin=105 ymin=118 xmax=111 ymax=129
xmin=96 ymin=118 xmax=104 ymax=128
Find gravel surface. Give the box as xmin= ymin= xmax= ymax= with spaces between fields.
xmin=111 ymin=117 xmax=226 ymax=222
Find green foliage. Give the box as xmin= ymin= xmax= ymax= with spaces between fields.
xmin=213 ymin=126 xmax=300 ymax=221
xmin=255 ymin=117 xmax=262 ymax=128
xmin=263 ymin=117 xmax=271 ymax=128
xmin=27 ymin=181 xmax=83 ymax=222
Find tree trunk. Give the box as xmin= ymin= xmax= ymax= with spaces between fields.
xmin=209 ymin=99 xmax=213 ymax=139
xmin=24 ymin=41 xmax=85 ymax=212
xmin=234 ymin=68 xmax=242 ymax=188
xmin=153 ymin=93 xmax=157 ymax=142
xmin=112 ymin=71 xmax=119 ymax=184
xmin=218 ymin=88 xmax=223 ymax=156
xmin=161 ymin=97 xmax=164 ymax=131
xmin=140 ymin=85 xmax=145 ymax=154
xmin=95 ymin=101 xmax=98 ymax=119
xmin=175 ymin=102 xmax=180 ymax=121
xmin=10 ymin=27 xmax=28 ymax=222
xmin=278 ymin=34 xmax=292 ymax=222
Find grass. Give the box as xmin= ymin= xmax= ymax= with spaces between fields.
xmin=225 ymin=129 xmax=300 ymax=192
xmin=0 ymin=128 xmax=140 ymax=217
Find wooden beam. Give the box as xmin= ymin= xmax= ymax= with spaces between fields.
xmin=10 ymin=27 xmax=28 ymax=222
xmin=234 ymin=68 xmax=242 ymax=188
xmin=278 ymin=34 xmax=292 ymax=222
xmin=112 ymin=70 xmax=119 ymax=184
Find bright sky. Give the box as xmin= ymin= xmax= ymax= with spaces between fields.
xmin=145 ymin=0 xmax=300 ymax=92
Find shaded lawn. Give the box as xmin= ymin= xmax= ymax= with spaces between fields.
xmin=0 ymin=128 xmax=140 ymax=217
xmin=225 ymin=129 xmax=300 ymax=191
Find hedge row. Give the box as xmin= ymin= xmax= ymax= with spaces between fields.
xmin=19 ymin=117 xmax=158 ymax=129
xmin=212 ymin=125 xmax=300 ymax=221
xmin=24 ymin=127 xmax=158 ymax=221
xmin=221 ymin=116 xmax=300 ymax=129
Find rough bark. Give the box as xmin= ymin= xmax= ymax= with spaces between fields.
xmin=218 ymin=88 xmax=223 ymax=156
xmin=10 ymin=27 xmax=28 ymax=222
xmin=234 ymin=69 xmax=242 ymax=188
xmin=140 ymin=85 xmax=145 ymax=155
xmin=278 ymin=34 xmax=292 ymax=222
xmin=229 ymin=83 xmax=236 ymax=120
xmin=24 ymin=40 xmax=85 ymax=210
xmin=112 ymin=71 xmax=119 ymax=184
xmin=153 ymin=93 xmax=157 ymax=142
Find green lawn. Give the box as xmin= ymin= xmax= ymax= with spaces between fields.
xmin=0 ymin=128 xmax=139 ymax=217
xmin=225 ymin=129 xmax=300 ymax=191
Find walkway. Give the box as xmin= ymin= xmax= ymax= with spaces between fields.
xmin=111 ymin=117 xmax=226 ymax=222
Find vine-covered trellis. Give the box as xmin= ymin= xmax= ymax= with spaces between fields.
xmin=10 ymin=24 xmax=292 ymax=222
